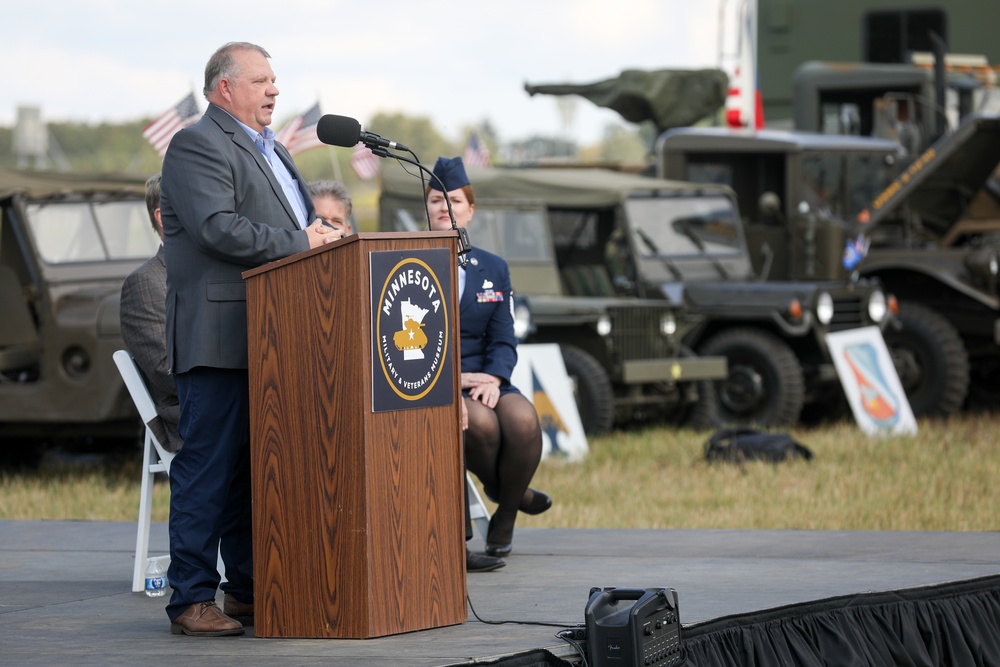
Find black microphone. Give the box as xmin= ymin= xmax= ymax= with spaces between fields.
xmin=316 ymin=114 xmax=409 ymax=152
xmin=316 ymin=114 xmax=470 ymax=265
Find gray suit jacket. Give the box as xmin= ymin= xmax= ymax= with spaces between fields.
xmin=161 ymin=104 xmax=314 ymax=373
xmin=120 ymin=246 xmax=183 ymax=452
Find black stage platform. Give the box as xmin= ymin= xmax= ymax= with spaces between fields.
xmin=2 ymin=520 xmax=998 ymax=666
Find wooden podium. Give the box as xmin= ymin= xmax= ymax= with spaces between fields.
xmin=243 ymin=231 xmax=467 ymax=638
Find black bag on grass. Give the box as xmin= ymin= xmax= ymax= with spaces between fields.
xmin=704 ymin=428 xmax=813 ymax=463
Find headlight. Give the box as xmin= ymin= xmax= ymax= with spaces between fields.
xmin=816 ymin=292 xmax=834 ymax=325
xmin=660 ymin=312 xmax=677 ymax=336
xmin=596 ymin=315 xmax=612 ymax=336
xmin=867 ymin=289 xmax=887 ymax=323
xmin=512 ymin=301 xmax=532 ymax=341
xmin=62 ymin=346 xmax=91 ymax=379
xmin=964 ymin=249 xmax=1000 ymax=289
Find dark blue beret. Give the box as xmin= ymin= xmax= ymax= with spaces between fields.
xmin=429 ymin=156 xmax=470 ymax=192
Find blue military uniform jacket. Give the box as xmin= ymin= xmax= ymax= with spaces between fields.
xmin=459 ymin=247 xmax=519 ymax=391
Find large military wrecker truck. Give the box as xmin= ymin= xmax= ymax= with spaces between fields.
xmin=379 ymin=164 xmax=728 ymax=434
xmin=855 ymin=114 xmax=1000 ymax=406
xmin=658 ymin=114 xmax=1000 ymax=411
xmin=0 ymin=169 xmax=159 ymax=454
xmin=381 ymin=165 xmax=892 ymax=429
xmin=791 ymin=58 xmax=1000 ymax=408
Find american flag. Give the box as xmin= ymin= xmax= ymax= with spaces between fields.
xmin=351 ymin=143 xmax=381 ymax=180
xmin=275 ymin=102 xmax=324 ymax=156
xmin=143 ymin=93 xmax=200 ymax=158
xmin=463 ymin=131 xmax=492 ymax=167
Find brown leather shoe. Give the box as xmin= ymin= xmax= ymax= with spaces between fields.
xmin=170 ymin=600 xmax=244 ymax=636
xmin=223 ymin=593 xmax=254 ymax=626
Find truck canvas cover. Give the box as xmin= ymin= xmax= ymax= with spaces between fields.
xmin=0 ymin=168 xmax=146 ymax=200
xmin=382 ymin=164 xmax=736 ymax=209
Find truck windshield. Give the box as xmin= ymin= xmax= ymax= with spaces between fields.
xmin=801 ymin=152 xmax=897 ymax=220
xmin=388 ymin=203 xmax=552 ymax=262
xmin=624 ymin=194 xmax=743 ymax=258
xmin=846 ymin=152 xmax=897 ymax=217
xmin=466 ymin=207 xmax=552 ymax=262
xmin=26 ymin=200 xmax=159 ymax=265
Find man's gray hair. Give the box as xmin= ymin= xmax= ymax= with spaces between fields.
xmin=144 ymin=173 xmax=161 ymax=232
xmin=203 ymin=42 xmax=270 ymax=99
xmin=307 ymin=180 xmax=353 ymax=218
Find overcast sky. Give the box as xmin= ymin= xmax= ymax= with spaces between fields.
xmin=9 ymin=0 xmax=727 ymax=146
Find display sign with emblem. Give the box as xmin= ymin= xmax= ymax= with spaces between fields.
xmin=370 ymin=248 xmax=455 ymax=412
xmin=509 ymin=344 xmax=589 ymax=461
xmin=826 ymin=326 xmax=917 ymax=436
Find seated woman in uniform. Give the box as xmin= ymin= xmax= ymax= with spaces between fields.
xmin=426 ymin=157 xmax=552 ymax=557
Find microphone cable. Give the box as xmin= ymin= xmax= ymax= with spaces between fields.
xmin=465 ymin=589 xmax=590 ymax=666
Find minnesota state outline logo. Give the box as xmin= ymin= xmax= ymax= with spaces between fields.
xmin=370 ymin=249 xmax=454 ymax=411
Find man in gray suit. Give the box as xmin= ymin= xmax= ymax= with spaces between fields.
xmin=160 ymin=41 xmax=336 ymax=637
xmin=120 ymin=173 xmax=182 ymax=453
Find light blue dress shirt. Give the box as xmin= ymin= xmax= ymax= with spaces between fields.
xmin=225 ymin=110 xmax=310 ymax=229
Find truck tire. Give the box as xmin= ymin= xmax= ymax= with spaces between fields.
xmin=882 ymin=302 xmax=968 ymax=416
xmin=560 ymin=344 xmax=615 ymax=435
xmin=685 ymin=380 xmax=722 ymax=431
xmin=681 ymin=345 xmax=722 ymax=431
xmin=968 ymin=357 xmax=1000 ymax=409
xmin=698 ymin=328 xmax=805 ymax=427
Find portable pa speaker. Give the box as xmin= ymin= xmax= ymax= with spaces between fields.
xmin=585 ymin=586 xmax=681 ymax=667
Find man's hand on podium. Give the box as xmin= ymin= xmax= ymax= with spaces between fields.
xmin=305 ymin=218 xmax=340 ymax=248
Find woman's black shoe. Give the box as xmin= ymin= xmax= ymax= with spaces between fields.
xmin=521 ymin=489 xmax=552 ymax=515
xmin=482 ymin=487 xmax=553 ymax=516
xmin=485 ymin=541 xmax=512 ymax=558
xmin=485 ymin=515 xmax=513 ymax=557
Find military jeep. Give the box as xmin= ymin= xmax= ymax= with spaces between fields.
xmin=381 ymin=165 xmax=893 ymax=429
xmin=0 ymin=169 xmax=157 ymax=450
xmin=380 ymin=164 xmax=728 ymax=434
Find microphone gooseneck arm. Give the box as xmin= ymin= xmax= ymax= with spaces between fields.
xmin=388 ymin=152 xmax=471 ymax=266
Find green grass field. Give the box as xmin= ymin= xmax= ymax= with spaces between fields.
xmin=528 ymin=414 xmax=999 ymax=531
xmin=2 ymin=412 xmax=997 ymax=531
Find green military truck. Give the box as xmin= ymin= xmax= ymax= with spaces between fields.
xmin=0 ymin=169 xmax=157 ymax=454
xmin=380 ymin=165 xmax=892 ymax=429
xmin=657 ymin=114 xmax=1000 ymax=412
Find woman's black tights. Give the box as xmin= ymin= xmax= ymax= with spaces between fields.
xmin=464 ymin=392 xmax=542 ymax=546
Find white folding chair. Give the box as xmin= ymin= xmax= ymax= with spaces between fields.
xmin=113 ymin=350 xmax=176 ymax=592
xmin=115 ymin=350 xmax=229 ymax=592
xmin=466 ymin=471 xmax=491 ymax=541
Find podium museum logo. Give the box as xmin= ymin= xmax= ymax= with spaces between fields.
xmin=371 ymin=250 xmax=453 ymax=410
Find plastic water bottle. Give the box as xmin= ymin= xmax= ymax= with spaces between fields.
xmin=144 ymin=556 xmax=168 ymax=597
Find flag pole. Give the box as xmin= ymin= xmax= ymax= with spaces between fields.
xmin=328 ymin=148 xmax=344 ymax=183
xmin=328 ymin=146 xmax=344 ymax=183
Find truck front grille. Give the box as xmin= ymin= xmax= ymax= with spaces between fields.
xmin=830 ymin=295 xmax=866 ymax=331
xmin=608 ymin=306 xmax=679 ymax=362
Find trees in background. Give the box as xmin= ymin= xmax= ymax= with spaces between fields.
xmin=0 ymin=112 xmax=650 ymax=176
